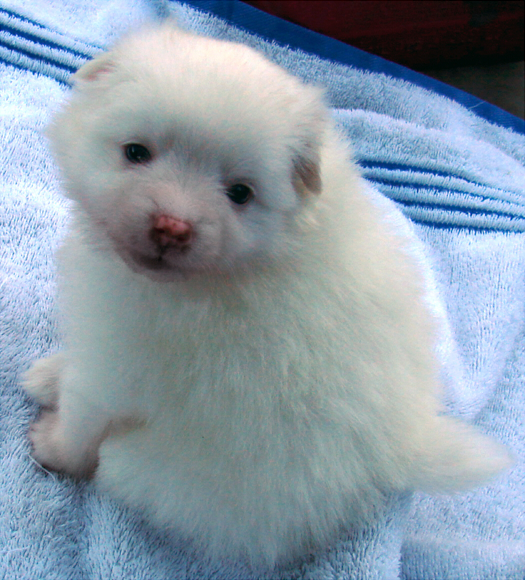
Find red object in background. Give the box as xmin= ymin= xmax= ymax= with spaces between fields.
xmin=243 ymin=1 xmax=524 ymax=69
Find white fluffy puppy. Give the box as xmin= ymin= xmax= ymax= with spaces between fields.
xmin=23 ymin=24 xmax=510 ymax=567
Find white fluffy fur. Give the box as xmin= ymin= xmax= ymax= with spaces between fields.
xmin=23 ymin=24 xmax=511 ymax=567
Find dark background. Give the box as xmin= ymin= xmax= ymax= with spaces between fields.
xmin=243 ymin=1 xmax=524 ymax=118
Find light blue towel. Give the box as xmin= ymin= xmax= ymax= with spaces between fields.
xmin=1 ymin=1 xmax=524 ymax=578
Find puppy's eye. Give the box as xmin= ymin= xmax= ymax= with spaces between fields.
xmin=124 ymin=144 xmax=152 ymax=164
xmin=225 ymin=183 xmax=254 ymax=205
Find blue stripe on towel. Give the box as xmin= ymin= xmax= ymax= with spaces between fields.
xmin=0 ymin=7 xmax=98 ymax=57
xmin=0 ymin=7 xmax=99 ymax=83
xmin=358 ymin=162 xmax=525 ymax=232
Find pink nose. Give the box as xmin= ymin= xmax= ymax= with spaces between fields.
xmin=150 ymin=215 xmax=193 ymax=248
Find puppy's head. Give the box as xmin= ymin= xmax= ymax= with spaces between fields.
xmin=50 ymin=25 xmax=328 ymax=281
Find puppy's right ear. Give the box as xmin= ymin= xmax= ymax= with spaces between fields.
xmin=71 ymin=52 xmax=117 ymax=86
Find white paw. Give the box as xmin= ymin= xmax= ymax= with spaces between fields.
xmin=29 ymin=410 xmax=96 ymax=477
xmin=29 ymin=410 xmax=65 ymax=472
xmin=22 ymin=353 xmax=65 ymax=408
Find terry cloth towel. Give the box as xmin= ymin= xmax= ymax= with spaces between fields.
xmin=1 ymin=1 xmax=524 ymax=579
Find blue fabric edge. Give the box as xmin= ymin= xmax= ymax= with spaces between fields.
xmin=176 ymin=0 xmax=525 ymax=136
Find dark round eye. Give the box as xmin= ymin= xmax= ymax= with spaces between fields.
xmin=225 ymin=183 xmax=254 ymax=205
xmin=124 ymin=143 xmax=152 ymax=164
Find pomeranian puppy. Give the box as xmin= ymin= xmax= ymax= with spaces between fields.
xmin=23 ymin=24 xmax=510 ymax=567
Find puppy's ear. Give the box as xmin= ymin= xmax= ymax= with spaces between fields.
xmin=71 ymin=52 xmax=117 ymax=86
xmin=292 ymin=147 xmax=322 ymax=197
xmin=290 ymin=87 xmax=327 ymax=197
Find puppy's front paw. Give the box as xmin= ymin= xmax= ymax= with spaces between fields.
xmin=30 ymin=410 xmax=66 ymax=472
xmin=23 ymin=353 xmax=64 ymax=409
xmin=29 ymin=411 xmax=95 ymax=478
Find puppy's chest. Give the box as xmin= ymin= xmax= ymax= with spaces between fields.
xmin=121 ymin=289 xmax=340 ymax=407
xmin=97 ymin=280 xmax=378 ymax=461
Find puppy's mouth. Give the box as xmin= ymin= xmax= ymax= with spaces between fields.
xmin=120 ymin=243 xmax=226 ymax=282
xmin=134 ymin=252 xmax=172 ymax=272
xmin=123 ymin=249 xmax=191 ymax=281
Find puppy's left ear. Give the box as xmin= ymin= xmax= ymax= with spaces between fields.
xmin=291 ymin=92 xmax=327 ymax=197
xmin=292 ymin=146 xmax=322 ymax=197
